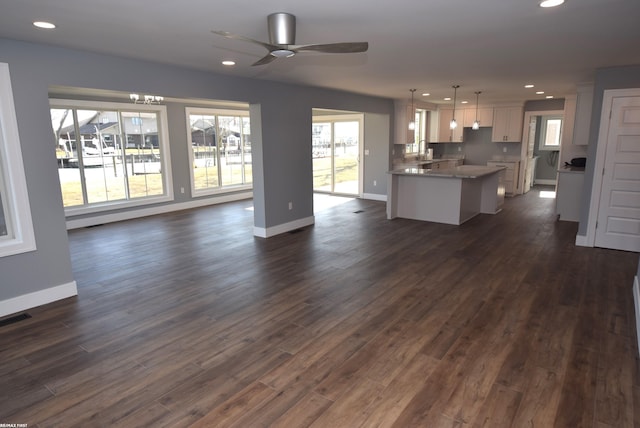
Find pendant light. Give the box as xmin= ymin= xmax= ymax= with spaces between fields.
xmin=472 ymin=91 xmax=482 ymax=130
xmin=408 ymin=89 xmax=416 ymax=130
xmin=450 ymin=85 xmax=459 ymax=130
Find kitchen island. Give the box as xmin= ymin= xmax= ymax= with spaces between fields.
xmin=387 ymin=165 xmax=506 ymax=225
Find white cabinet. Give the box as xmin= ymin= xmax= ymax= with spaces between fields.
xmin=487 ymin=160 xmax=520 ymax=196
xmin=556 ymin=170 xmax=584 ymax=221
xmin=491 ymin=107 xmax=524 ymax=142
xmin=572 ymin=85 xmax=594 ymax=146
xmin=394 ymin=101 xmax=415 ymax=145
xmin=431 ymin=159 xmax=463 ymax=170
xmin=561 ymin=95 xmax=576 ymax=148
xmin=463 ymin=107 xmax=494 ymax=128
xmin=437 ymin=108 xmax=464 ymax=143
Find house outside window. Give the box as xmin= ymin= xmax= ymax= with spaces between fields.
xmin=49 ymin=99 xmax=173 ymax=214
xmin=186 ymin=107 xmax=252 ymax=196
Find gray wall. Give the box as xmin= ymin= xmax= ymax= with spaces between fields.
xmin=0 ymin=38 xmax=393 ymax=306
xmin=363 ymin=113 xmax=391 ymax=195
xmin=524 ymin=99 xmax=565 ymax=112
xmin=579 ymin=65 xmax=640 ymax=236
xmin=432 ymin=128 xmax=521 ymax=165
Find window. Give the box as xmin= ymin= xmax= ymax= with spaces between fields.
xmin=539 ymin=115 xmax=563 ymax=150
xmin=186 ymin=108 xmax=252 ymax=195
xmin=49 ymin=99 xmax=173 ymax=213
xmin=406 ymin=109 xmax=427 ymax=154
xmin=312 ymin=113 xmax=362 ymax=196
xmin=0 ymin=63 xmax=36 ymax=257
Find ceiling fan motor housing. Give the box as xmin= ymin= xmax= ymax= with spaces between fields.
xmin=268 ymin=12 xmax=296 ymax=45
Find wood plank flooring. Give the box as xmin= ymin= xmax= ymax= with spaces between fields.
xmin=1 ymin=188 xmax=639 ymax=427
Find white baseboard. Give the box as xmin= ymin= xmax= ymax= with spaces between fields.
xmin=534 ymin=179 xmax=557 ymax=186
xmin=253 ymin=216 xmax=315 ymax=238
xmin=633 ymin=276 xmax=640 ymax=357
xmin=67 ymin=192 xmax=253 ymax=229
xmin=575 ymin=234 xmax=589 ymax=247
xmin=362 ymin=193 xmax=387 ymax=202
xmin=0 ymin=281 xmax=78 ymax=318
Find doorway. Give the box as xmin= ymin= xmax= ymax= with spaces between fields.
xmin=520 ymin=110 xmax=564 ymax=193
xmin=312 ymin=109 xmax=363 ymax=196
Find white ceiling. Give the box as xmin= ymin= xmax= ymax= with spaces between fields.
xmin=1 ymin=0 xmax=639 ymax=105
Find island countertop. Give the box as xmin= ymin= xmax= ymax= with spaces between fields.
xmin=389 ymin=164 xmax=506 ymax=179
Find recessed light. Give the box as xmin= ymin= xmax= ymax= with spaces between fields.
xmin=536 ymin=91 xmax=545 ymax=94
xmin=524 ymin=84 xmax=535 ymax=88
xmin=33 ymin=21 xmax=56 ymax=29
xmin=461 ymin=100 xmax=469 ymax=104
xmin=221 ymin=60 xmax=236 ymax=66
xmin=422 ymin=93 xmax=430 ymax=97
xmin=539 ymin=0 xmax=565 ymax=8
xmin=546 ymin=95 xmax=554 ymax=99
xmin=444 ymin=97 xmax=451 ymax=101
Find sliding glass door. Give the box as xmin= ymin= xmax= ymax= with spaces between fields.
xmin=312 ymin=111 xmax=362 ymax=196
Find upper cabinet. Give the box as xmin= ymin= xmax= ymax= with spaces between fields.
xmin=561 ymin=94 xmax=577 ymax=148
xmin=572 ymin=84 xmax=594 ymax=146
xmin=491 ymin=106 xmax=524 ymax=142
xmin=437 ymin=108 xmax=464 ymax=143
xmin=463 ymin=107 xmax=494 ymax=128
xmin=393 ymin=101 xmax=414 ymax=145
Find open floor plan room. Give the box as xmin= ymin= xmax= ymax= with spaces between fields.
xmin=1 ymin=189 xmax=639 ymax=427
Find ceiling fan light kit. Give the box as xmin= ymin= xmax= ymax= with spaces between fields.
xmin=212 ymin=12 xmax=368 ymax=66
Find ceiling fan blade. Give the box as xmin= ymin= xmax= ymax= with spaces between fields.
xmin=211 ymin=30 xmax=278 ymax=51
xmin=292 ymin=42 xmax=369 ymax=54
xmin=252 ymin=53 xmax=278 ymax=66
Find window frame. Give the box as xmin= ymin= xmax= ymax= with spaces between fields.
xmin=49 ymin=98 xmax=174 ymax=216
xmin=186 ymin=106 xmax=252 ymax=197
xmin=538 ymin=115 xmax=563 ymax=151
xmin=0 ymin=63 xmax=37 ymax=257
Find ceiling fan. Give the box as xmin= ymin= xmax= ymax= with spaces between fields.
xmin=212 ymin=13 xmax=368 ymax=66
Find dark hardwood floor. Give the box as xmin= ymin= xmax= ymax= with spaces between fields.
xmin=2 ymin=188 xmax=639 ymax=427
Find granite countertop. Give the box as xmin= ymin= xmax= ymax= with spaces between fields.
xmin=558 ymin=166 xmax=585 ymax=173
xmin=389 ymin=165 xmax=506 ymax=179
xmin=393 ymin=157 xmax=464 ymax=169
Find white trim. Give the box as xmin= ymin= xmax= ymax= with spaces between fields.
xmin=253 ymin=216 xmax=315 ymax=238
xmin=312 ymin=111 xmax=364 ymax=197
xmin=185 ymin=106 xmax=252 ymax=198
xmin=67 ymin=191 xmax=252 ymax=229
xmin=575 ymin=234 xmax=589 ymax=247
xmin=362 ymin=192 xmax=387 ymax=202
xmin=49 ymin=98 xmax=174 ymax=214
xmin=633 ymin=275 xmax=640 ymax=357
xmin=0 ymin=281 xmax=78 ymax=318
xmin=585 ymin=88 xmax=640 ymax=247
xmin=534 ymin=179 xmax=557 ymax=186
xmin=64 ymin=194 xmax=173 ymax=217
xmin=0 ymin=63 xmax=37 ymax=257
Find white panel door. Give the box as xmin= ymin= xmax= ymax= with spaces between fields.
xmin=595 ymin=95 xmax=640 ymax=252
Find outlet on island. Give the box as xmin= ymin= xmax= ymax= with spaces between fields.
xmin=288 ymin=202 xmax=293 ymax=210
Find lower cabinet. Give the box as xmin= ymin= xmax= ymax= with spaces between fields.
xmin=556 ymin=170 xmax=584 ymax=221
xmin=487 ymin=160 xmax=520 ymax=196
